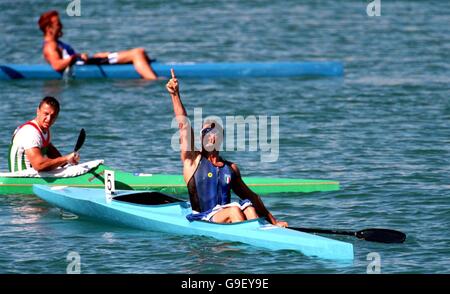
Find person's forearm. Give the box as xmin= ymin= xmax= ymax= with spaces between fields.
xmin=265 ymin=213 xmax=278 ymax=225
xmin=170 ymin=92 xmax=187 ymax=118
xmin=250 ymin=196 xmax=277 ymax=224
xmin=50 ymin=56 xmax=76 ymax=72
xmin=233 ymin=181 xmax=274 ymax=222
xmin=32 ymin=156 xmax=69 ymax=172
xmin=169 ymin=91 xmax=196 ymax=157
xmin=249 ymin=194 xmax=271 ymax=219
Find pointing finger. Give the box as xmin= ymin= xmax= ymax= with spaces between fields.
xmin=170 ymin=68 xmax=176 ymax=79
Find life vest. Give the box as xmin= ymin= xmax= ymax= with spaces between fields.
xmin=187 ymin=156 xmax=234 ymax=213
xmin=8 ymin=120 xmax=50 ymax=172
xmin=57 ymin=40 xmax=76 ymax=59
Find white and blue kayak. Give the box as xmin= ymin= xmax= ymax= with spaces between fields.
xmin=0 ymin=61 xmax=343 ymax=80
xmin=32 ymin=184 xmax=354 ymax=260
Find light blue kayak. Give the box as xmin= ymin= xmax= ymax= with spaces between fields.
xmin=32 ymin=184 xmax=354 ymax=260
xmin=0 ymin=61 xmax=343 ymax=80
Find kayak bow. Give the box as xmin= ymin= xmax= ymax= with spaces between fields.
xmin=32 ymin=185 xmax=354 ymax=260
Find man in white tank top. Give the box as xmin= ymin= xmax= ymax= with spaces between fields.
xmin=8 ymin=96 xmax=80 ymax=172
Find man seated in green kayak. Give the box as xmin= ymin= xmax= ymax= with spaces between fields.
xmin=38 ymin=10 xmax=158 ymax=80
xmin=8 ymin=96 xmax=80 ymax=172
xmin=166 ymin=69 xmax=288 ymax=227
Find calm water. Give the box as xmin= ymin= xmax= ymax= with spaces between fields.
xmin=0 ymin=0 xmax=449 ymax=274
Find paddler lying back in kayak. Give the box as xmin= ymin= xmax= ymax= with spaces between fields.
xmin=166 ymin=69 xmax=288 ymax=227
xmin=38 ymin=10 xmax=158 ymax=80
xmin=8 ymin=96 xmax=80 ymax=173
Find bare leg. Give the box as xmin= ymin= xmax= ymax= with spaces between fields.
xmin=92 ymin=52 xmax=110 ymax=58
xmin=243 ymin=206 xmax=258 ymax=220
xmin=211 ymin=206 xmax=246 ymax=223
xmin=116 ymin=48 xmax=158 ymax=80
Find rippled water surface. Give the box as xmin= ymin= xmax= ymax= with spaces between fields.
xmin=0 ymin=0 xmax=449 ymax=273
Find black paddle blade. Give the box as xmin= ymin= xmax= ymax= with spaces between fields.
xmin=356 ymin=228 xmax=406 ymax=243
xmin=74 ymin=128 xmax=86 ymax=152
xmin=288 ymin=227 xmax=406 ymax=244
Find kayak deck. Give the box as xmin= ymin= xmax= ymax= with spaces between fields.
xmin=0 ymin=164 xmax=339 ymax=195
xmin=0 ymin=61 xmax=343 ymax=80
xmin=32 ymin=185 xmax=354 ymax=260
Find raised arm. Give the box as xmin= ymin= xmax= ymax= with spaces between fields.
xmin=230 ymin=163 xmax=288 ymax=227
xmin=166 ymin=69 xmax=197 ymax=162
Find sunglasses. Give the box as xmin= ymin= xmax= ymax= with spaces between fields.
xmin=200 ymin=127 xmax=215 ymax=136
xmin=200 ymin=123 xmax=216 ymax=136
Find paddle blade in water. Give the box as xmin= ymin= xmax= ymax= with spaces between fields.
xmin=74 ymin=128 xmax=86 ymax=152
xmin=356 ymin=228 xmax=406 ymax=243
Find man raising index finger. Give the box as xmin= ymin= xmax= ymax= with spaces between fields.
xmin=166 ymin=69 xmax=288 ymax=227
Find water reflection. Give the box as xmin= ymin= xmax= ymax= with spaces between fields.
xmin=1 ymin=195 xmax=48 ymax=226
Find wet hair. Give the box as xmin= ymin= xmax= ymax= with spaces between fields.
xmin=38 ymin=10 xmax=59 ymax=34
xmin=39 ymin=96 xmax=60 ymax=114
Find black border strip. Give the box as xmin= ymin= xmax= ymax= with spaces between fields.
xmin=1 ymin=274 xmax=449 ymax=291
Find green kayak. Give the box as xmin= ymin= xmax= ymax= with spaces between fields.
xmin=0 ymin=163 xmax=339 ymax=195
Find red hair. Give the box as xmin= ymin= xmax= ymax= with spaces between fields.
xmin=38 ymin=10 xmax=59 ymax=34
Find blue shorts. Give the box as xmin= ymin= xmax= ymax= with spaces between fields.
xmin=186 ymin=199 xmax=253 ymax=222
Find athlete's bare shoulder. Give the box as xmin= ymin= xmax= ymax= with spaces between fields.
xmin=43 ymin=40 xmax=62 ymax=64
xmin=43 ymin=40 xmax=58 ymax=51
xmin=182 ymin=152 xmax=201 ymax=183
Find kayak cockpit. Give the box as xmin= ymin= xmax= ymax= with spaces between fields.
xmin=113 ymin=192 xmax=183 ymax=205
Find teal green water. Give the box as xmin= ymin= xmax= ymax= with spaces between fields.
xmin=1 ymin=0 xmax=449 ymax=273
